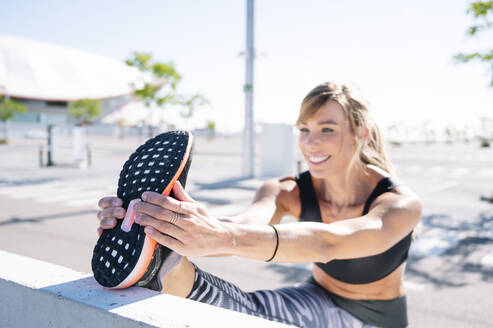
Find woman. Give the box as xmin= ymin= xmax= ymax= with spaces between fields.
xmin=97 ymin=82 xmax=421 ymax=327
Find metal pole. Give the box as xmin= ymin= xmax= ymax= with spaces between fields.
xmin=243 ymin=0 xmax=255 ymax=178
xmin=46 ymin=124 xmax=55 ymax=166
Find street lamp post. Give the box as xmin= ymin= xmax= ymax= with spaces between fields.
xmin=243 ymin=0 xmax=255 ymax=178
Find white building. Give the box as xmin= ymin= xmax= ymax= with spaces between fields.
xmin=0 ymin=34 xmax=143 ymax=124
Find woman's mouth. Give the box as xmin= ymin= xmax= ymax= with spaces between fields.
xmin=308 ymin=155 xmax=330 ymax=165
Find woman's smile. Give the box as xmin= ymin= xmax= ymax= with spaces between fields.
xmin=307 ymin=155 xmax=331 ymax=165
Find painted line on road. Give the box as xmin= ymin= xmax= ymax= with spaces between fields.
xmin=478 ymin=169 xmax=493 ymax=177
xmin=0 ymin=182 xmax=65 ymax=197
xmin=480 ymin=251 xmax=493 ymax=267
xmin=11 ymin=187 xmax=82 ymax=200
xmin=410 ymin=228 xmax=466 ymax=257
xmin=427 ymin=181 xmax=458 ymax=193
xmin=36 ymin=189 xmax=111 ymax=203
xmin=450 ymin=167 xmax=470 ymax=177
xmin=404 ymin=280 xmax=425 ymax=291
xmin=428 ymin=165 xmax=446 ymax=174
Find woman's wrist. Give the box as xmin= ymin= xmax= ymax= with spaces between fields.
xmin=219 ymin=222 xmax=240 ymax=256
xmin=219 ymin=222 xmax=278 ymax=261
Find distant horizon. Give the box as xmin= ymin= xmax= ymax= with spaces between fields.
xmin=1 ymin=0 xmax=493 ymax=133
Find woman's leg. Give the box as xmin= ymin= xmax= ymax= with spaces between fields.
xmin=159 ymin=256 xmax=196 ymax=297
xmin=174 ymin=264 xmax=375 ymax=328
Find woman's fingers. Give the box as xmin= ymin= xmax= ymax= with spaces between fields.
xmin=173 ymin=181 xmax=195 ymax=202
xmin=142 ymin=191 xmax=194 ymax=215
xmin=135 ymin=212 xmax=185 ymax=238
xmin=97 ymin=206 xmax=126 ymax=221
xmin=100 ymin=217 xmax=117 ymax=229
xmin=144 ymin=226 xmax=184 ymax=252
xmin=98 ymin=196 xmax=122 ymax=210
xmin=135 ymin=201 xmax=187 ymax=226
xmin=96 ymin=198 xmax=125 ymax=232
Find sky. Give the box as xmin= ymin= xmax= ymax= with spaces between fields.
xmin=1 ymin=0 xmax=493 ymax=135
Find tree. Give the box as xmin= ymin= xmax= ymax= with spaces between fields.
xmin=0 ymin=96 xmax=27 ymax=144
xmin=178 ymin=93 xmax=210 ymax=130
xmin=69 ymin=98 xmax=101 ymax=126
xmin=454 ymin=1 xmax=493 ymax=85
xmin=125 ymin=52 xmax=208 ymax=135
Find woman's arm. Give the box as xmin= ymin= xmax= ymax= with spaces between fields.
xmin=219 ymin=178 xmax=296 ymax=225
xmin=226 ymin=190 xmax=422 ymax=263
xmin=135 ymin=183 xmax=421 ymax=263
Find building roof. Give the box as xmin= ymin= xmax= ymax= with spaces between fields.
xmin=0 ymin=35 xmax=144 ymax=101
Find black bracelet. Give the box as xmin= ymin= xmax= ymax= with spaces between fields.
xmin=265 ymin=224 xmax=279 ymax=262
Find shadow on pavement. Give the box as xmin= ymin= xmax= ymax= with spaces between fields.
xmin=0 ymin=177 xmax=59 ymax=187
xmin=0 ymin=209 xmax=98 ymax=226
xmin=406 ymin=212 xmax=493 ymax=288
xmin=265 ymin=264 xmax=312 ymax=284
xmin=193 ymin=177 xmax=259 ymax=191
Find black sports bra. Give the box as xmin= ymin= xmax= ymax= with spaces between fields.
xmin=296 ymin=171 xmax=412 ymax=284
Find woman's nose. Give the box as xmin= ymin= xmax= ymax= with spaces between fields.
xmin=304 ymin=133 xmax=319 ymax=148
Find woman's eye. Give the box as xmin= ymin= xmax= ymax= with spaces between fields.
xmin=299 ymin=128 xmax=309 ymax=133
xmin=322 ymin=127 xmax=334 ymax=133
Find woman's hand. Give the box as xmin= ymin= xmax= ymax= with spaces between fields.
xmin=134 ymin=181 xmax=232 ymax=257
xmin=96 ymin=196 xmax=126 ymax=236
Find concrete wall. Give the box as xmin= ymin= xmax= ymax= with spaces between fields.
xmin=0 ymin=250 xmax=290 ymax=328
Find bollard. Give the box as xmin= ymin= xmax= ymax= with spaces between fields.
xmin=296 ymin=160 xmax=302 ymax=174
xmin=39 ymin=145 xmax=44 ymax=167
xmin=86 ymin=145 xmax=92 ymax=167
xmin=46 ymin=124 xmax=55 ymax=167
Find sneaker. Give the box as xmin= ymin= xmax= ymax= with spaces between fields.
xmin=92 ymin=130 xmax=193 ymax=290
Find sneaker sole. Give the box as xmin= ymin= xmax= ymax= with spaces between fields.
xmin=92 ymin=130 xmax=193 ymax=289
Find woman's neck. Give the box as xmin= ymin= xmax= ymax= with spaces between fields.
xmin=312 ymin=163 xmax=372 ymax=211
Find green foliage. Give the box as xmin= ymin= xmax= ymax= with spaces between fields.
xmin=125 ymin=51 xmax=210 ymax=131
xmin=179 ymin=94 xmax=209 ymax=118
xmin=126 ymin=52 xmax=182 ymax=108
xmin=0 ymin=96 xmax=27 ymax=122
xmin=125 ymin=52 xmax=152 ymax=71
xmin=69 ymin=98 xmax=101 ymax=125
xmin=455 ymin=1 xmax=493 ymax=85
xmin=206 ymin=120 xmax=216 ymax=131
xmin=466 ymin=1 xmax=493 ymax=35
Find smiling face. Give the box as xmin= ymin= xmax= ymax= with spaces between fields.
xmin=297 ymin=101 xmax=358 ymax=179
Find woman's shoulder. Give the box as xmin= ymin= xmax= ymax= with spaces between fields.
xmin=263 ymin=176 xmax=301 ymax=216
xmin=365 ymin=165 xmax=421 ymax=209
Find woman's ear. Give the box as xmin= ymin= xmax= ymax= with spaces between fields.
xmin=358 ymin=125 xmax=370 ymax=143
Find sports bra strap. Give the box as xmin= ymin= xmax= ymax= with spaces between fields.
xmin=362 ymin=177 xmax=398 ymax=215
xmin=296 ymin=171 xmax=323 ymax=222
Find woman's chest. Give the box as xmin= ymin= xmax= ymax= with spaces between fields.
xmin=318 ymin=201 xmax=366 ymax=224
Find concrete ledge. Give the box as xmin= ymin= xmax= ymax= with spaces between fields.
xmin=0 ymin=250 xmax=290 ymax=328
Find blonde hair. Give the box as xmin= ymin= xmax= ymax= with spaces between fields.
xmin=297 ymin=82 xmax=395 ymax=176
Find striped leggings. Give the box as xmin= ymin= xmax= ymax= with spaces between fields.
xmin=186 ymin=265 xmax=376 ymax=328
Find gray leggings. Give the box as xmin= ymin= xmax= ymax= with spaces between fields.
xmin=186 ymin=265 xmax=376 ymax=328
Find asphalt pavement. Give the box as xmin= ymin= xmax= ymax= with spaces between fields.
xmin=1 ymin=132 xmax=492 ymax=327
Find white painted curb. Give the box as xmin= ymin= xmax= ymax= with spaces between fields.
xmin=0 ymin=250 xmax=291 ymax=328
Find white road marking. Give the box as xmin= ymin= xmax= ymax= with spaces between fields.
xmin=450 ymin=168 xmax=470 ymax=177
xmin=11 ymin=187 xmax=81 ymax=199
xmin=478 ymin=169 xmax=493 ymax=177
xmin=427 ymin=181 xmax=458 ymax=193
xmin=36 ymin=189 xmax=110 ymax=203
xmin=428 ymin=165 xmax=446 ymax=174
xmin=0 ymin=182 xmax=64 ymax=197
xmin=480 ymin=251 xmax=493 ymax=267
xmin=410 ymin=228 xmax=466 ymax=257
xmin=66 ymin=198 xmax=104 ymax=208
xmin=404 ymin=281 xmax=426 ymax=291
